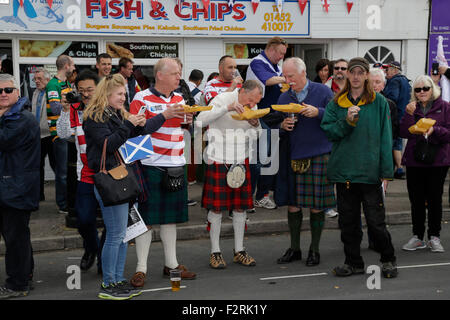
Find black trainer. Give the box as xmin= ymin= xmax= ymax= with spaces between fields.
xmin=381 ymin=262 xmax=398 ymax=278
xmin=98 ymin=283 xmax=133 ymax=300
xmin=116 ymin=280 xmax=142 ymax=297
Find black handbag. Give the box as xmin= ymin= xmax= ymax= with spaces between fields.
xmin=413 ymin=137 xmax=440 ymax=165
xmin=161 ymin=166 xmax=185 ymax=192
xmin=93 ymin=139 xmax=140 ymax=207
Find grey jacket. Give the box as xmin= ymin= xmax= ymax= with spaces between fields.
xmin=31 ymin=88 xmax=50 ymax=138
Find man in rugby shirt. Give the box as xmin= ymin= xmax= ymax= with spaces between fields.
xmin=203 ymin=55 xmax=243 ymax=105
xmin=128 ymin=58 xmax=196 ymax=288
xmin=56 ymin=70 xmax=103 ymax=273
xmin=45 ymin=54 xmax=76 ymax=214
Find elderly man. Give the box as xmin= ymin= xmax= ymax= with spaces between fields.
xmin=196 ymin=80 xmax=262 ymax=269
xmin=384 ymin=61 xmax=411 ymax=179
xmin=0 ymin=74 xmax=40 ymax=299
xmin=31 ymin=67 xmax=55 ymax=201
xmin=46 ymin=54 xmax=76 ymax=214
xmin=129 ymin=58 xmax=196 ymax=288
xmin=246 ymin=36 xmax=288 ymax=210
xmin=321 ymin=57 xmax=397 ymax=279
xmin=274 ymin=57 xmax=335 ymax=266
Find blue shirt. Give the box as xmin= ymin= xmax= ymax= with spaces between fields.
xmin=296 ymin=80 xmax=310 ymax=104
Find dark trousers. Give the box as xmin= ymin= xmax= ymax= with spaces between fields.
xmin=406 ymin=166 xmax=448 ymax=240
xmin=40 ymin=136 xmax=56 ymax=200
xmin=76 ymin=181 xmax=100 ymax=255
xmin=336 ymin=183 xmax=396 ymax=268
xmin=0 ymin=207 xmax=33 ymax=291
xmin=53 ymin=137 xmax=68 ymax=209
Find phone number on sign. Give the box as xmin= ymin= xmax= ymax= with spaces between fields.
xmin=261 ymin=12 xmax=293 ymax=32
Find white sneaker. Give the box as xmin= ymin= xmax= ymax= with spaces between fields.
xmin=402 ymin=235 xmax=427 ymax=251
xmin=325 ymin=208 xmax=338 ymax=218
xmin=428 ymin=236 xmax=445 ymax=253
xmin=254 ymin=196 xmax=277 ymax=210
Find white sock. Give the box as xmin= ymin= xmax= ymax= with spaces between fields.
xmin=160 ymin=224 xmax=178 ymax=269
xmin=232 ymin=211 xmax=246 ymax=253
xmin=208 ymin=211 xmax=222 ymax=253
xmin=134 ymin=229 xmax=152 ymax=274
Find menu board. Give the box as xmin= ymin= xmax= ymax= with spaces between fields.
xmin=106 ymin=42 xmax=179 ymax=59
xmin=19 ymin=40 xmax=98 ymax=58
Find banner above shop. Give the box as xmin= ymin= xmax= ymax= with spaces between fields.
xmin=0 ymin=0 xmax=310 ymax=37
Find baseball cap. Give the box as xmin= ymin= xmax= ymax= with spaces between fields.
xmin=348 ymin=57 xmax=370 ymax=72
xmin=388 ymin=61 xmax=402 ymax=71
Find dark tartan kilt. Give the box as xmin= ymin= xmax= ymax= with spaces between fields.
xmin=295 ymin=153 xmax=336 ymax=210
xmin=138 ymin=166 xmax=188 ymax=225
xmin=202 ymin=159 xmax=253 ymax=212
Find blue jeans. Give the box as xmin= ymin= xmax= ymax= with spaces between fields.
xmin=52 ymin=138 xmax=68 ymax=209
xmin=76 ymin=181 xmax=100 ymax=255
xmin=94 ymin=187 xmax=128 ymax=286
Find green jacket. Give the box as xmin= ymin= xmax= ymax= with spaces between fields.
xmin=320 ymin=91 xmax=393 ymax=184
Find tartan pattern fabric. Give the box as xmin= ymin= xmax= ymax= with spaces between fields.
xmin=202 ymin=159 xmax=253 ymax=212
xmin=295 ymin=153 xmax=336 ymax=210
xmin=138 ymin=165 xmax=188 ymax=225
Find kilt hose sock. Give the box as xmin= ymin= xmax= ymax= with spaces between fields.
xmin=232 ymin=211 xmax=247 ymax=253
xmin=288 ymin=210 xmax=303 ymax=251
xmin=309 ymin=210 xmax=325 ymax=253
xmin=160 ymin=224 xmax=179 ymax=269
xmin=135 ymin=229 xmax=152 ymax=274
xmin=208 ymin=211 xmax=222 ymax=253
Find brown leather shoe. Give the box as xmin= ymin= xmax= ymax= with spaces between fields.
xmin=130 ymin=272 xmax=146 ymax=288
xmin=163 ymin=265 xmax=196 ymax=280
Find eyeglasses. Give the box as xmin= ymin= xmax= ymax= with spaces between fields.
xmin=78 ymin=88 xmax=95 ymax=95
xmin=0 ymin=87 xmax=16 ymax=94
xmin=334 ymin=67 xmax=348 ymax=71
xmin=414 ymin=86 xmax=431 ymax=93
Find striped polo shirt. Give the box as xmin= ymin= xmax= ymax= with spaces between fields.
xmin=69 ymin=103 xmax=95 ymax=184
xmin=130 ymin=88 xmax=186 ymax=167
xmin=203 ymin=77 xmax=242 ymax=104
xmin=45 ymin=76 xmax=71 ymax=138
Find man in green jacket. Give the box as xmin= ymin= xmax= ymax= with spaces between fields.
xmin=321 ymin=57 xmax=398 ymax=279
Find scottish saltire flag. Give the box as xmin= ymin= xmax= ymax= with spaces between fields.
xmin=119 ymin=135 xmax=154 ymax=164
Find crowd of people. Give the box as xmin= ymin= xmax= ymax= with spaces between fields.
xmin=1 ymin=36 xmax=450 ymax=300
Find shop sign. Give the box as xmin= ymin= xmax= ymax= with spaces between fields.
xmin=106 ymin=42 xmax=178 ymax=59
xmin=19 ymin=40 xmax=98 ymax=58
xmin=0 ymin=0 xmax=310 ymax=37
xmin=225 ymin=43 xmax=265 ymax=59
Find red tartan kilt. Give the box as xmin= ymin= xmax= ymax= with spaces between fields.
xmin=201 ymin=159 xmax=253 ymax=212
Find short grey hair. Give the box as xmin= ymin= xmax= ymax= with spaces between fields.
xmin=241 ymin=80 xmax=263 ymax=95
xmin=0 ymin=73 xmax=18 ymax=88
xmin=411 ymin=75 xmax=441 ymax=103
xmin=369 ymin=67 xmax=385 ymax=83
xmin=283 ymin=57 xmax=306 ymax=74
xmin=35 ymin=67 xmax=51 ymax=80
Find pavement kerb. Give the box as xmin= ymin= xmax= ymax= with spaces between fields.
xmin=2 ymin=210 xmax=449 ymax=254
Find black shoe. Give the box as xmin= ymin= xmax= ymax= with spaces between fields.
xmin=393 ymin=170 xmax=405 ymax=180
xmin=277 ymin=248 xmax=302 ymax=264
xmin=187 ymin=199 xmax=197 ymax=206
xmin=381 ymin=261 xmax=398 ymax=278
xmin=332 ymin=264 xmax=365 ymax=277
xmin=305 ymin=250 xmax=320 ymax=266
xmin=80 ymin=251 xmax=97 ymax=271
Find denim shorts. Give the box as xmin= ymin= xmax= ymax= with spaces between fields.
xmin=392 ymin=138 xmax=403 ymax=151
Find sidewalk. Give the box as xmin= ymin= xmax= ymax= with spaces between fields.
xmin=1 ymin=178 xmax=449 ymax=254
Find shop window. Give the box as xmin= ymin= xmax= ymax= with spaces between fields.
xmin=19 ymin=40 xmax=98 ymax=58
xmin=0 ymin=39 xmax=13 ymax=75
xmin=364 ymin=46 xmax=395 ymax=65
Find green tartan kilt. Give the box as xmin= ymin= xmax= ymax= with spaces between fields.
xmin=138 ymin=166 xmax=188 ymax=225
xmin=295 ymin=153 xmax=336 ymax=210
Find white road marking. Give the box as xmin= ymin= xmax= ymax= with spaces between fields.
xmin=260 ymin=272 xmax=328 ymax=281
xmin=397 ymin=262 xmax=450 ymax=269
xmin=259 ymin=262 xmax=450 ymax=281
xmin=141 ymin=286 xmax=187 ymax=292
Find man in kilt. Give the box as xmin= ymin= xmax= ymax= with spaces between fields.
xmin=196 ymin=80 xmax=262 ymax=269
xmin=128 ymin=58 xmax=196 ymax=288
xmin=274 ymin=57 xmax=335 ymax=266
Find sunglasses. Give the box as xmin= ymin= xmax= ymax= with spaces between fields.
xmin=414 ymin=86 xmax=431 ymax=93
xmin=334 ymin=67 xmax=347 ymax=71
xmin=0 ymin=87 xmax=16 ymax=94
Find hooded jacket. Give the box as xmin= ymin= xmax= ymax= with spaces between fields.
xmin=0 ymin=97 xmax=40 ymax=211
xmin=321 ymin=92 xmax=393 ymax=184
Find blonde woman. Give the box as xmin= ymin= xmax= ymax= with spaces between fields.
xmin=399 ymin=75 xmax=450 ymax=253
xmin=82 ymin=74 xmax=183 ymax=300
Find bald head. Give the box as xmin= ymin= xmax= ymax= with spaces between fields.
xmin=154 ymin=58 xmax=181 ymax=93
